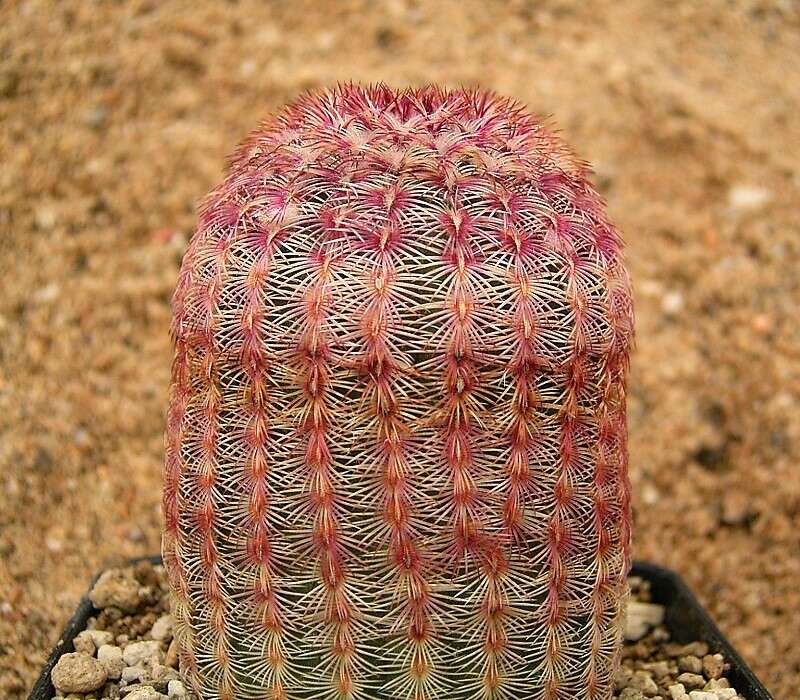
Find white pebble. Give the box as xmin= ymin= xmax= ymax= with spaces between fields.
xmin=167 ymin=679 xmax=187 ymax=697
xmin=35 ymin=207 xmax=57 ymax=230
xmin=34 ymin=283 xmax=60 ymax=304
xmin=728 ymin=184 xmax=771 ymax=211
xmin=688 ymin=692 xmax=717 ymax=700
xmin=125 ymin=687 xmax=168 ymax=700
xmin=150 ymin=614 xmax=174 ymax=642
xmin=89 ymin=569 xmax=144 ymax=613
xmin=72 ymin=631 xmax=96 ymax=656
xmin=714 ymin=690 xmax=737 ymax=700
xmin=661 ymin=290 xmax=684 ymax=315
xmin=643 ymin=660 xmax=670 ymax=679
xmin=97 ymin=644 xmax=124 ymax=680
xmin=87 ymin=629 xmax=114 ymax=648
xmin=123 ymin=640 xmax=162 ymax=666
xmin=669 ymin=684 xmax=689 ymax=700
xmin=630 ymin=669 xmax=659 ymax=695
xmin=121 ymin=664 xmax=148 ymax=683
xmin=625 ymin=601 xmax=665 ymax=641
xmin=678 ymin=673 xmax=706 ymax=690
xmin=618 ymin=688 xmax=647 ymax=700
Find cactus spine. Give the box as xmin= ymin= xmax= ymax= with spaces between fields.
xmin=163 ymin=84 xmax=634 ymax=700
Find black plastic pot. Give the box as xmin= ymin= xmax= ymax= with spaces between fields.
xmin=633 ymin=562 xmax=773 ymax=700
xmin=29 ymin=558 xmax=773 ymax=700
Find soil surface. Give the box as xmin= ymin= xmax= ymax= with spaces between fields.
xmin=1 ymin=1 xmax=799 ymax=697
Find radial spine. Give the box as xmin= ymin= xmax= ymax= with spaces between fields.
xmin=164 ymin=84 xmax=634 ymax=700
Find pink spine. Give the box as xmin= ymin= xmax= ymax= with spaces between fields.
xmin=164 ymin=84 xmax=634 ymax=700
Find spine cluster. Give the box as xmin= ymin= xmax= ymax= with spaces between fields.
xmin=163 ymin=84 xmax=634 ymax=700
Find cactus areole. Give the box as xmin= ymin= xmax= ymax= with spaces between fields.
xmin=162 ymin=84 xmax=634 ymax=700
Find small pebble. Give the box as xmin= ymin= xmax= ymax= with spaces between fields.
xmin=673 ymin=642 xmax=709 ymax=658
xmin=630 ymin=670 xmax=659 ymax=696
xmin=124 ymin=687 xmax=168 ymax=700
xmin=150 ymin=615 xmax=173 ymax=642
xmin=661 ymin=290 xmax=684 ymax=316
xmin=677 ymin=672 xmax=705 ymax=690
xmin=164 ymin=639 xmax=179 ymax=668
xmin=720 ymin=492 xmax=751 ymax=526
xmin=619 ymin=688 xmax=646 ymax=700
xmin=678 ymin=655 xmax=703 ymax=674
xmin=625 ymin=601 xmax=666 ymax=641
xmin=123 ymin=640 xmax=162 ymax=666
xmin=121 ymin=665 xmax=148 ymax=684
xmin=87 ymin=630 xmax=114 ymax=648
xmin=688 ymin=692 xmax=717 ymax=700
xmin=34 ymin=207 xmax=57 ymax=230
xmin=73 ymin=630 xmax=97 ymax=656
xmin=51 ymin=652 xmax=108 ymax=693
xmin=702 ymin=653 xmax=725 ymax=680
xmin=714 ymin=690 xmax=737 ymax=700
xmin=167 ymin=679 xmax=187 ymax=697
xmin=97 ymin=644 xmax=125 ymax=680
xmin=727 ymin=184 xmax=771 ymax=212
xmin=651 ymin=626 xmax=670 ymax=643
xmin=668 ymin=684 xmax=689 ymax=700
xmin=642 ymin=660 xmax=670 ymax=679
xmin=90 ymin=570 xmax=144 ymax=613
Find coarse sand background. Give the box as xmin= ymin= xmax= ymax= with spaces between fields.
xmin=1 ymin=1 xmax=799 ymax=697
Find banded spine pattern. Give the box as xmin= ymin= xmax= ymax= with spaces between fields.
xmin=357 ymin=187 xmax=442 ymax=700
xmin=237 ymin=216 xmax=287 ymax=697
xmin=163 ymin=236 xmax=197 ymax=682
xmin=164 ymin=84 xmax=634 ymax=700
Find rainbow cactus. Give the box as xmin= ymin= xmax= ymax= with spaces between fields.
xmin=163 ymin=84 xmax=634 ymax=700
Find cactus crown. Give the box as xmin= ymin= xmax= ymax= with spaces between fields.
xmin=163 ymin=84 xmax=634 ymax=700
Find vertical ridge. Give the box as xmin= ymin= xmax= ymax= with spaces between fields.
xmin=185 ymin=214 xmax=237 ymax=699
xmin=541 ymin=242 xmax=579 ymax=700
xmin=296 ymin=248 xmax=361 ymax=700
xmin=490 ymin=185 xmax=546 ymax=699
xmin=238 ymin=224 xmax=289 ymax=699
xmin=353 ymin=182 xmax=443 ymax=700
xmin=163 ymin=239 xmax=199 ymax=685
xmin=437 ymin=205 xmax=511 ymax=699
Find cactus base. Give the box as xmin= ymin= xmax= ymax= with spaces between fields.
xmin=28 ymin=559 xmax=772 ymax=700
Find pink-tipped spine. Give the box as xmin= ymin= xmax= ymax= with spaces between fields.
xmin=163 ymin=84 xmax=634 ymax=700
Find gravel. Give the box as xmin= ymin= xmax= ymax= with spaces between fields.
xmin=44 ymin=566 xmax=749 ymax=700
xmin=613 ymin=577 xmax=744 ymax=700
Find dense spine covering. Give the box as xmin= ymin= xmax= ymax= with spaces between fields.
xmin=163 ymin=84 xmax=634 ymax=700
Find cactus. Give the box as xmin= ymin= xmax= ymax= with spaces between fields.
xmin=162 ymin=84 xmax=634 ymax=700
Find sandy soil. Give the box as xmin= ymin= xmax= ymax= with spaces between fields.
xmin=1 ymin=1 xmax=799 ymax=697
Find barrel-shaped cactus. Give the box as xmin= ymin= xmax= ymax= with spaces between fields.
xmin=163 ymin=84 xmax=634 ymax=700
